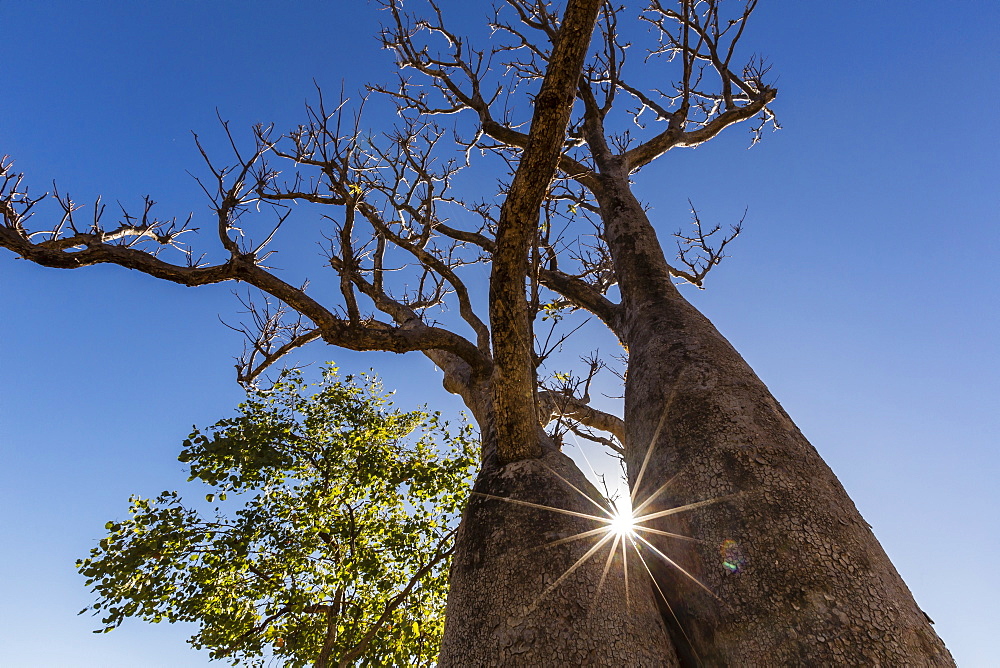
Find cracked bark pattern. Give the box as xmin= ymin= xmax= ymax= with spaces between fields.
xmin=439 ymin=447 xmax=679 ymax=667
xmin=600 ymin=176 xmax=954 ymax=666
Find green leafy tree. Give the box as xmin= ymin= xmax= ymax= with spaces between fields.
xmin=77 ymin=366 xmax=477 ymax=667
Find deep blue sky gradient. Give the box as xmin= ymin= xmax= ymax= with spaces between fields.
xmin=2 ymin=2 xmax=998 ymax=665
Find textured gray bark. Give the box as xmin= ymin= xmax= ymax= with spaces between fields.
xmin=439 ymin=444 xmax=679 ymax=667
xmin=598 ymin=173 xmax=954 ymax=666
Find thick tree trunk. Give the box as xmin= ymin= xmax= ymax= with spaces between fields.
xmin=599 ymin=175 xmax=954 ymax=666
xmin=439 ymin=443 xmax=679 ymax=667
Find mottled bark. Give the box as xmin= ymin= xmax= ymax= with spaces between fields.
xmin=440 ymin=441 xmax=679 ymax=667
xmin=490 ymin=0 xmax=602 ymax=462
xmin=598 ymin=173 xmax=954 ymax=666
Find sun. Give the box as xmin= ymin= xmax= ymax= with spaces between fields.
xmin=608 ymin=501 xmax=637 ymax=538
xmin=471 ymin=394 xmax=732 ymax=664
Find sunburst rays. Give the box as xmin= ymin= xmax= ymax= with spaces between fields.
xmin=474 ymin=381 xmax=733 ymax=663
xmin=492 ymin=457 xmax=722 ymax=610
xmin=472 ymin=461 xmax=718 ymax=662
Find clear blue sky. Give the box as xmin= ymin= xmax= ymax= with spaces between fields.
xmin=2 ymin=1 xmax=997 ymax=666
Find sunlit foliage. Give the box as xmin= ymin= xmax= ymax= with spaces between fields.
xmin=77 ymin=366 xmax=478 ymax=667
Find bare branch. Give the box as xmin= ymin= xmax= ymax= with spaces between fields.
xmin=222 ymin=291 xmax=324 ymax=386
xmin=666 ymin=201 xmax=743 ymax=287
xmin=537 ymin=354 xmax=625 ymax=455
xmin=564 ymin=421 xmax=624 ymax=456
xmin=539 ymin=389 xmax=624 ymax=442
xmin=376 ymin=0 xmax=602 ymax=192
xmin=622 ymin=87 xmax=775 ymax=172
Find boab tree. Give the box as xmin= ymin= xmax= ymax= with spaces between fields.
xmin=0 ymin=1 xmax=952 ymax=665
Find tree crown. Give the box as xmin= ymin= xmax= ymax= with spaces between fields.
xmin=77 ymin=366 xmax=478 ymax=667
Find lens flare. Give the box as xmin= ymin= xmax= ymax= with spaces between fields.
xmin=719 ymin=539 xmax=747 ymax=574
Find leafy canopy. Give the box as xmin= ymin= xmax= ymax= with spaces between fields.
xmin=77 ymin=366 xmax=478 ymax=667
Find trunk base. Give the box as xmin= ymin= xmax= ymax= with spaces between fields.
xmin=440 ymin=449 xmax=678 ymax=667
